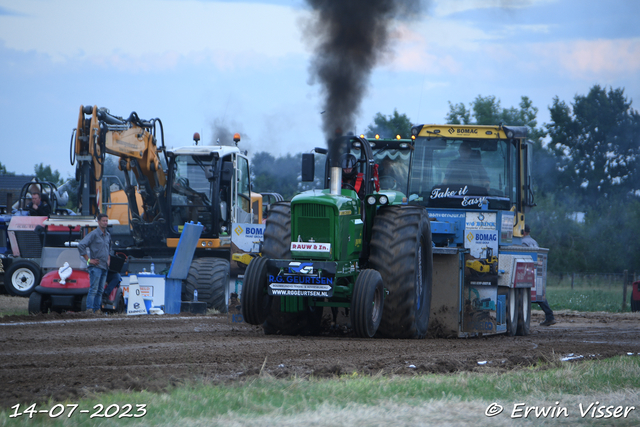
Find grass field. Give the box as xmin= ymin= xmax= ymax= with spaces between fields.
xmin=2 ymin=279 xmax=638 ymax=426
xmin=0 ymin=293 xmax=28 ymax=316
xmin=545 ymin=275 xmax=636 ymax=313
xmin=1 ymin=356 xmax=639 ymax=426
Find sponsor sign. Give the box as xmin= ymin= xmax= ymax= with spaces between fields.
xmin=288 ymin=262 xmax=313 ymax=274
xmin=465 ymin=212 xmax=496 ymax=230
xmin=269 ymin=289 xmax=330 ymax=297
xmin=268 ymin=273 xmax=334 ymax=297
xmin=268 ymin=274 xmax=333 ymax=285
xmin=431 ymin=212 xmax=465 ymax=220
xmin=269 ymin=283 xmax=331 ymax=291
xmin=465 ymin=229 xmax=499 ymax=259
xmin=470 ymin=280 xmax=493 ymax=286
xmin=290 ymin=242 xmax=331 ymax=252
xmin=501 ymin=212 xmax=514 ymax=243
xmin=514 ymin=261 xmax=536 ymax=288
xmin=463 ymin=284 xmax=498 ymax=333
xmin=231 ymin=223 xmax=265 ymax=252
xmin=122 ymin=285 xmax=154 ymax=299
xmin=449 ymin=127 xmax=478 ymax=135
xmin=126 ymin=277 xmax=148 ymax=315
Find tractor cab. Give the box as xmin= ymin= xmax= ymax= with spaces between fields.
xmin=302 ymin=135 xmax=377 ymax=198
xmin=368 ymin=135 xmax=413 ymax=194
xmin=303 ymin=134 xmax=414 ymax=200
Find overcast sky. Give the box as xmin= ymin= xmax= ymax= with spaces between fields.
xmin=1 ymin=0 xmax=638 ymax=179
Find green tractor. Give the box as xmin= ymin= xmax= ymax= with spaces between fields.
xmin=242 ymin=135 xmax=432 ymax=338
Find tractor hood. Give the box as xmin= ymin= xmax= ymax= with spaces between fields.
xmin=291 ymin=189 xmax=360 ymax=214
xmin=289 ymin=189 xmax=363 ymax=261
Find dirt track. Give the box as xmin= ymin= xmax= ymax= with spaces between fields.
xmin=0 ymin=309 xmax=639 ymax=409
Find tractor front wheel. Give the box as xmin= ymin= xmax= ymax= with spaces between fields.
xmin=261 ymin=202 xmax=322 ymax=336
xmin=241 ymin=256 xmax=271 ymax=325
xmin=351 ymin=269 xmax=384 ymax=338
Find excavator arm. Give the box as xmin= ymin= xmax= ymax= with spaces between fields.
xmin=72 ymin=105 xmax=167 ymax=245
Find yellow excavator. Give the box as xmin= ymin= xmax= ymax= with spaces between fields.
xmin=72 ymin=105 xmax=269 ymax=312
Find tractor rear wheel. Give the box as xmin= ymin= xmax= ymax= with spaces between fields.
xmin=369 ymin=206 xmax=433 ymax=339
xmin=261 ymin=202 xmax=322 ymax=335
xmin=241 ymin=256 xmax=271 ymax=325
xmin=28 ymin=291 xmax=47 ymax=314
xmin=262 ymin=202 xmax=292 ymax=260
xmin=184 ymin=258 xmax=230 ymax=313
xmin=506 ymin=287 xmax=519 ymax=336
xmin=516 ymin=288 xmax=531 ymax=336
xmin=5 ymin=260 xmax=41 ymax=297
xmin=351 ymin=269 xmax=384 ymax=338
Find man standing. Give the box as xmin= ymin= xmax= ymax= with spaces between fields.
xmin=522 ymin=224 xmax=556 ymax=326
xmin=78 ymin=213 xmax=111 ymax=314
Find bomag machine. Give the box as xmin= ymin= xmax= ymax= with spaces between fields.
xmin=408 ymin=124 xmax=547 ymax=337
xmin=71 ymin=105 xmax=266 ymax=312
xmin=242 ymin=124 xmax=548 ymax=338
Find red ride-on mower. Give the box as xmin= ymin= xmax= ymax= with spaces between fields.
xmin=28 ymin=254 xmax=127 ymax=314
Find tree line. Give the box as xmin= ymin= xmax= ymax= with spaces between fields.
xmin=4 ymin=84 xmax=638 ymax=273
xmin=250 ymin=84 xmax=640 ymax=274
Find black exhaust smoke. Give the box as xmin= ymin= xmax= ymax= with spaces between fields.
xmin=304 ymin=0 xmax=423 ymax=164
xmin=209 ymin=119 xmax=236 ymax=147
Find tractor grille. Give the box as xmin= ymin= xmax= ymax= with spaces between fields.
xmin=16 ymin=231 xmax=43 ymax=258
xmin=293 ymin=204 xmax=332 ymax=248
xmin=297 ymin=203 xmax=329 ymax=218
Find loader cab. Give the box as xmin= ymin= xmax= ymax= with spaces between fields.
xmin=166 ymin=146 xmax=253 ymax=240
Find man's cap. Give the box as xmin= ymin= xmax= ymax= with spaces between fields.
xmin=524 ymin=224 xmax=531 ymax=233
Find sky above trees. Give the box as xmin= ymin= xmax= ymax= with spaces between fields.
xmin=1 ymin=0 xmax=638 ymax=178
